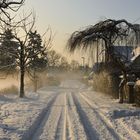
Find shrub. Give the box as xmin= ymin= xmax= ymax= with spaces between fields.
xmin=92 ymin=71 xmax=119 ymax=98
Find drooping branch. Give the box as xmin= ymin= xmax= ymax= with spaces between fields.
xmin=0 ymin=0 xmax=24 ymax=8
xmin=0 ymin=0 xmax=25 ymax=22
xmin=67 ymin=19 xmax=140 ymax=73
xmin=67 ymin=19 xmax=140 ymax=53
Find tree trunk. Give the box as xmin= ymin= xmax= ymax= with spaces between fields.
xmin=19 ymin=44 xmax=25 ymax=98
xmin=104 ymin=44 xmax=109 ymax=63
xmin=33 ymin=69 xmax=38 ymax=92
xmin=19 ymin=66 xmax=25 ymax=97
xmin=105 ymin=39 xmax=112 ymax=63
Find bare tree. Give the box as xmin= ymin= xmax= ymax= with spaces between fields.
xmin=59 ymin=57 xmax=69 ymax=70
xmin=0 ymin=0 xmax=24 ymax=8
xmin=47 ymin=50 xmax=61 ymax=67
xmin=0 ymin=0 xmax=24 ymax=22
xmin=1 ymin=14 xmax=51 ymax=97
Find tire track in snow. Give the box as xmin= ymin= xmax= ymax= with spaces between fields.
xmin=81 ymin=93 xmax=138 ymax=140
xmin=55 ymin=109 xmax=64 ymax=140
xmin=37 ymin=93 xmax=65 ymax=140
xmin=71 ymin=93 xmax=99 ymax=140
xmin=117 ymin=119 xmax=140 ymax=140
xmin=67 ymin=92 xmax=87 ymax=140
xmin=63 ymin=93 xmax=67 ymax=140
xmin=55 ymin=93 xmax=74 ymax=140
xmin=22 ymin=94 xmax=58 ymax=140
xmin=66 ymin=110 xmax=74 ymax=140
xmin=80 ymin=93 xmax=121 ymax=140
xmin=66 ymin=93 xmax=74 ymax=140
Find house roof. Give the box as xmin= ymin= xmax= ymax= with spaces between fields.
xmin=113 ymin=46 xmax=133 ymax=61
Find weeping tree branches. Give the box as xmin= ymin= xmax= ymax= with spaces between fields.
xmin=68 ymin=19 xmax=140 ymax=51
xmin=67 ymin=19 xmax=140 ymax=73
xmin=0 ymin=0 xmax=24 ymax=22
xmin=67 ymin=19 xmax=140 ymax=104
xmin=0 ymin=0 xmax=24 ymax=8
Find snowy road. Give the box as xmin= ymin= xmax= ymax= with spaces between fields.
xmin=21 ymin=77 xmax=140 ymax=140
xmin=0 ymin=73 xmax=140 ymax=140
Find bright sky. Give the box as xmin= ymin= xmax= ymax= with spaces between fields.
xmin=22 ymin=0 xmax=140 ymax=63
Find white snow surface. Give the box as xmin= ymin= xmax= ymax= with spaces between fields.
xmin=0 ymin=73 xmax=140 ymax=140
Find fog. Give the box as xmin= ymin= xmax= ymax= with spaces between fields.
xmin=0 ymin=75 xmax=19 ymax=89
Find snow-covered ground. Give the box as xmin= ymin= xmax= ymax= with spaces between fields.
xmin=0 ymin=73 xmax=140 ymax=140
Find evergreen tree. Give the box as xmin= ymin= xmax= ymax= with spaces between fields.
xmin=27 ymin=30 xmax=48 ymax=92
xmin=28 ymin=30 xmax=48 ymax=71
xmin=0 ymin=29 xmax=17 ymax=71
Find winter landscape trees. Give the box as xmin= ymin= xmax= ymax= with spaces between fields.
xmin=3 ymin=15 xmax=52 ymax=97
xmin=0 ymin=3 xmax=52 ymax=97
xmin=67 ymin=19 xmax=140 ymax=103
xmin=0 ymin=13 xmax=73 ymax=97
xmin=0 ymin=1 xmax=140 ymax=140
